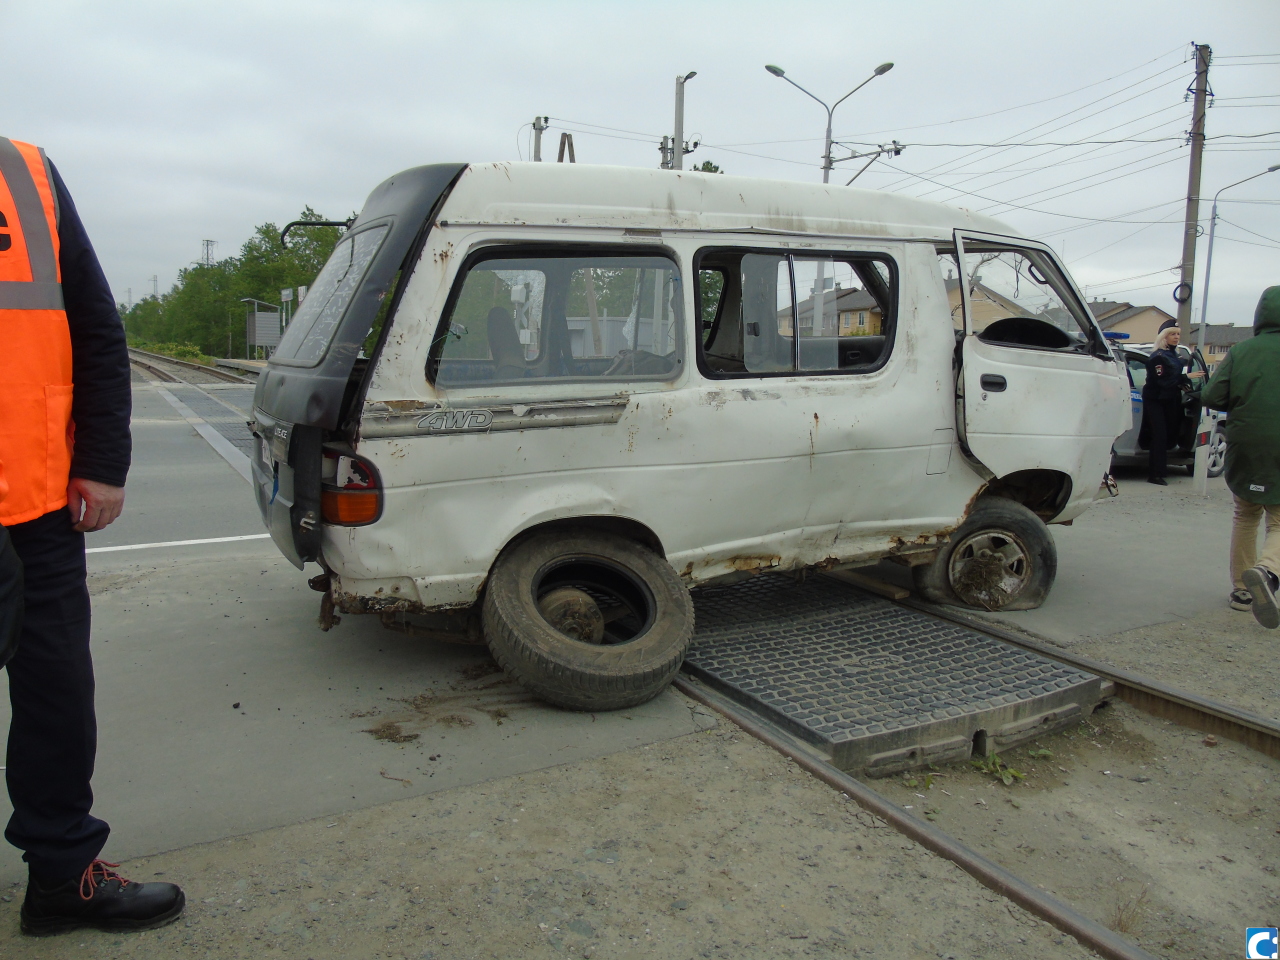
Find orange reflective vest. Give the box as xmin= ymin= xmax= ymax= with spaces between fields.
xmin=0 ymin=138 xmax=73 ymax=526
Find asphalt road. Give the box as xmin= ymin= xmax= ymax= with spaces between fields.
xmin=0 ymin=379 xmax=1244 ymax=886
xmin=0 ymin=382 xmax=712 ymax=884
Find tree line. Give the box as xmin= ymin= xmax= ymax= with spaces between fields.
xmin=120 ymin=208 xmax=344 ymax=360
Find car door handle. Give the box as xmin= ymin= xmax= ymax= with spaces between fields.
xmin=980 ymin=374 xmax=1007 ymax=392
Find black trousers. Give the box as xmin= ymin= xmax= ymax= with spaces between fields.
xmin=3 ymin=508 xmax=108 ymax=880
xmin=1143 ymin=394 xmax=1183 ymax=480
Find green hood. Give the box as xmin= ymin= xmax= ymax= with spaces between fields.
xmin=1255 ymin=285 xmax=1280 ymax=334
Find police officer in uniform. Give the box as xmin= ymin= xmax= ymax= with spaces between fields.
xmin=0 ymin=137 xmax=184 ymax=935
xmin=1142 ymin=318 xmax=1199 ymax=485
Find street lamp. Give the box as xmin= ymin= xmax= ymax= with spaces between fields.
xmin=672 ymin=71 xmax=697 ymax=171
xmin=765 ymin=61 xmax=893 ymax=183
xmin=1191 ymin=162 xmax=1280 ymax=493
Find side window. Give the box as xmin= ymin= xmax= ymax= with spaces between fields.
xmin=957 ymin=243 xmax=1099 ymax=353
xmin=431 ymin=250 xmax=682 ymax=386
xmin=698 ymin=267 xmax=727 ymax=346
xmin=698 ymin=249 xmax=896 ymax=377
xmin=1127 ymin=356 xmax=1147 ymax=390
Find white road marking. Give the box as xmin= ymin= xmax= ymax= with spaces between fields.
xmin=155 ymin=386 xmax=253 ymax=482
xmin=87 ymin=534 xmax=272 ymax=554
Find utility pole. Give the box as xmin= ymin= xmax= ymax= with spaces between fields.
xmin=532 ymin=116 xmax=549 ymax=162
xmin=672 ymin=72 xmax=697 ymax=171
xmin=151 ymin=275 xmax=158 ymax=299
xmin=1174 ymin=43 xmax=1211 ymax=329
xmin=659 ymin=136 xmax=671 ymax=170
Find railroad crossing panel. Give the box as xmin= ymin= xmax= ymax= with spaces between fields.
xmin=685 ymin=574 xmax=1107 ymax=777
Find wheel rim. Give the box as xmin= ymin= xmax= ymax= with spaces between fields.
xmin=1207 ymin=434 xmax=1226 ymax=473
xmin=531 ymin=555 xmax=657 ymax=646
xmin=947 ymin=528 xmax=1033 ymax=610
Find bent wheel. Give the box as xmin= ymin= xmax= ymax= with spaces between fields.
xmin=482 ymin=529 xmax=694 ymax=711
xmin=913 ymin=497 xmax=1056 ymax=611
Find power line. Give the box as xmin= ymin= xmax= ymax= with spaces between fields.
xmin=1041 ymin=200 xmax=1185 ymax=238
xmin=1067 ymin=210 xmax=1182 ymax=263
xmin=877 ymin=161 xmax=1184 ymax=223
xmin=905 ymin=104 xmax=1187 ymax=203
xmin=1216 ymin=234 xmax=1280 ymax=250
xmin=975 ymin=152 xmax=1187 ymax=215
xmin=1219 ymin=218 xmax=1280 ymax=244
xmin=878 ymin=61 xmax=1191 ymax=192
xmin=974 ymin=147 xmax=1185 ymax=213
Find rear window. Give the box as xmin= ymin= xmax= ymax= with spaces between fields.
xmin=273 ymin=225 xmax=389 ymax=366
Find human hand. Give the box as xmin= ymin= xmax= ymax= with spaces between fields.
xmin=67 ymin=478 xmax=125 ymax=532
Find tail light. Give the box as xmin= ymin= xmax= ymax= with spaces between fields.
xmin=321 ymin=449 xmax=383 ymax=526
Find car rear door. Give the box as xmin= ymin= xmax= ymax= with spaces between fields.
xmin=953 ymin=230 xmax=1127 ymax=483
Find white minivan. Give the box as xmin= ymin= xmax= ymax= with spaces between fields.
xmin=252 ymin=162 xmax=1128 ymax=710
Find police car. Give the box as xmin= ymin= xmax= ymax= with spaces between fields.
xmin=1109 ymin=337 xmax=1226 ymax=478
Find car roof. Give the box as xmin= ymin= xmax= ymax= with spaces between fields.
xmin=437 ymin=162 xmax=1023 ymax=243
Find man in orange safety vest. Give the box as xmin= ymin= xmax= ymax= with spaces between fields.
xmin=0 ymin=137 xmax=184 ymax=936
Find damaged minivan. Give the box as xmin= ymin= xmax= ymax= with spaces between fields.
xmin=251 ymin=162 xmax=1128 ymax=710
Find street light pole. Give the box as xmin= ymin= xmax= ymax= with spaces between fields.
xmin=672 ymin=72 xmax=697 ymax=171
xmin=765 ymin=62 xmax=893 ymax=183
xmin=1191 ymin=163 xmax=1280 ymax=494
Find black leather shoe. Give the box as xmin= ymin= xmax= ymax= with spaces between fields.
xmin=20 ymin=860 xmax=185 ymax=936
xmin=1147 ymin=477 xmax=1168 ymax=485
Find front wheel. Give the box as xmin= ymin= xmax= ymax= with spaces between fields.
xmin=482 ymin=529 xmax=694 ymax=711
xmin=912 ymin=497 xmax=1057 ymax=611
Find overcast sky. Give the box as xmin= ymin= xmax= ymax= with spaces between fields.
xmin=3 ymin=1 xmax=1277 ymax=327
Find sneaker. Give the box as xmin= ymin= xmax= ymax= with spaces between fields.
xmin=1242 ymin=566 xmax=1280 ymax=630
xmin=1229 ymin=588 xmax=1253 ymax=611
xmin=20 ymin=860 xmax=184 ymax=937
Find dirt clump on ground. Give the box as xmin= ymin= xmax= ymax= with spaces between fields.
xmin=0 ymin=720 xmax=1094 ymax=960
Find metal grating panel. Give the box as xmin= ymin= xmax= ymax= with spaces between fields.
xmin=686 ymin=574 xmax=1104 ymax=776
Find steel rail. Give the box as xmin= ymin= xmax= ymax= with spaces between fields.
xmin=672 ymin=674 xmax=1160 ymax=960
xmin=895 ymin=597 xmax=1280 ymax=761
xmin=127 ymin=355 xmax=180 ymax=383
xmin=127 ymin=348 xmax=253 ymax=384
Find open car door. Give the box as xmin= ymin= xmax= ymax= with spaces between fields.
xmin=953 ymin=230 xmax=1127 ymax=487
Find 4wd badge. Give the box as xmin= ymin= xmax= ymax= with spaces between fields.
xmin=418 ymin=409 xmax=494 ymax=432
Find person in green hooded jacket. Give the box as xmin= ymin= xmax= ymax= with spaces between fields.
xmin=1203 ymin=285 xmax=1280 ymax=628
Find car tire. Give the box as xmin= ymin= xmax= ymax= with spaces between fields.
xmin=912 ymin=497 xmax=1057 ymax=611
xmin=482 ymin=528 xmax=694 ymax=711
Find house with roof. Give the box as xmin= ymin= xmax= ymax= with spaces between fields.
xmin=782 ymin=284 xmax=885 ymax=337
xmin=1086 ymin=300 xmax=1176 ymax=343
xmin=1188 ymin=322 xmax=1254 ymax=369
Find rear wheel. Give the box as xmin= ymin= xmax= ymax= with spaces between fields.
xmin=912 ymin=497 xmax=1056 ymax=611
xmin=1206 ymin=429 xmax=1227 ymax=479
xmin=482 ymin=529 xmax=694 ymax=711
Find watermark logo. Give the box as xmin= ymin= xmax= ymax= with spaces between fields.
xmin=1247 ymin=927 xmax=1278 ymax=959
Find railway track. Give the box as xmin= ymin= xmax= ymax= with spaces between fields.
xmin=675 ymin=582 xmax=1280 ymax=960
xmin=128 ymin=347 xmax=254 ymax=384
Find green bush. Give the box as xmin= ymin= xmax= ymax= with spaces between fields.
xmin=128 ymin=339 xmax=216 ymax=366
